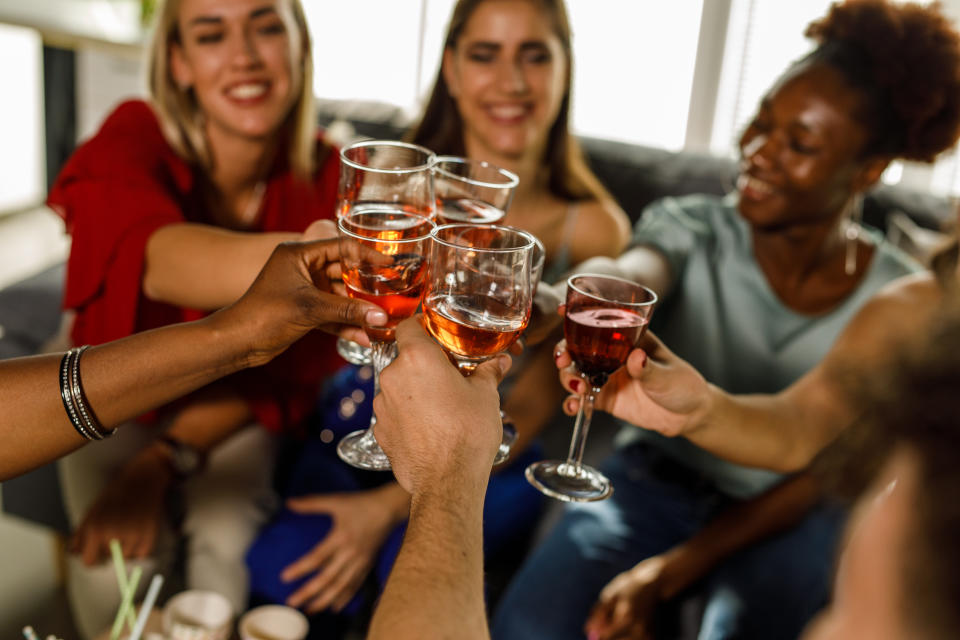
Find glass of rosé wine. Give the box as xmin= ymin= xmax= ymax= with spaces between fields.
xmin=526 ymin=274 xmax=657 ymax=502
xmin=335 ymin=142 xmax=436 ymax=471
xmin=335 ymin=140 xmax=437 ymax=368
xmin=423 ymin=224 xmax=537 ymax=464
xmin=433 ymin=156 xmax=518 ymax=225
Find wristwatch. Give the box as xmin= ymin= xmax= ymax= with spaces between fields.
xmin=155 ymin=435 xmax=206 ymax=480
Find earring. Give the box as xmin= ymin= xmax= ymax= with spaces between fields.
xmin=844 ymin=193 xmax=864 ymax=276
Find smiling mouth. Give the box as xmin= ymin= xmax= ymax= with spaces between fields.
xmin=737 ymin=174 xmax=776 ymax=199
xmin=225 ymin=82 xmax=270 ymax=101
xmin=484 ymin=104 xmax=531 ymax=122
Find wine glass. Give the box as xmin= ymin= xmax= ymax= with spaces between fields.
xmin=526 ymin=274 xmax=657 ymax=502
xmin=433 ymin=156 xmax=518 ymax=225
xmin=335 ymin=143 xmax=436 ymax=472
xmin=335 ymin=140 xmax=437 ymax=368
xmin=423 ymin=224 xmax=536 ymax=463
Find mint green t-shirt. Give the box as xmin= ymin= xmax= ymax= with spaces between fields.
xmin=618 ymin=193 xmax=921 ymax=499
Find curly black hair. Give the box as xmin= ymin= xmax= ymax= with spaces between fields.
xmin=803 ymin=0 xmax=960 ymax=162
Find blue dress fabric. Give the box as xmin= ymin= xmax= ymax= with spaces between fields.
xmin=491 ymin=193 xmax=920 ymax=640
xmin=246 ymin=363 xmax=545 ymax=637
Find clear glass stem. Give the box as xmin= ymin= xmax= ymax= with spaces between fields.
xmin=564 ymin=382 xmax=601 ymax=476
xmin=369 ymin=339 xmax=397 ymax=429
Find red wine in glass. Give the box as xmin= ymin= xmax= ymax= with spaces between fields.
xmin=564 ymin=307 xmax=650 ymax=387
xmin=526 ymin=274 xmax=657 ymax=502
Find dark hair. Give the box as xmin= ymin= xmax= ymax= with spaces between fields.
xmin=820 ymin=300 xmax=960 ymax=638
xmin=407 ymin=0 xmax=611 ymax=203
xmin=801 ymin=0 xmax=960 ymax=162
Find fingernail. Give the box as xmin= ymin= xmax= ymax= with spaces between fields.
xmin=496 ymin=354 xmax=512 ymax=373
xmin=554 ymin=349 xmax=563 ymax=361
xmin=565 ymin=397 xmax=577 ymax=413
xmin=365 ymin=309 xmax=388 ymax=326
xmin=570 ymin=379 xmax=581 ymax=393
xmin=639 ymin=351 xmax=647 ymax=368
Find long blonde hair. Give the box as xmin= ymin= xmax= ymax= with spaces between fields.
xmin=146 ymin=0 xmax=317 ymax=180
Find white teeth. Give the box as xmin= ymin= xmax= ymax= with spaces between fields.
xmin=738 ymin=175 xmax=774 ymax=195
xmin=488 ymin=105 xmax=526 ymax=119
xmin=228 ymin=83 xmax=268 ymax=99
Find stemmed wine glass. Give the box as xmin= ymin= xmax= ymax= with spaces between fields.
xmin=335 ymin=142 xmax=436 ymax=471
xmin=335 ymin=140 xmax=437 ymax=367
xmin=433 ymin=156 xmax=518 ymax=225
xmin=526 ymin=274 xmax=657 ymax=502
xmin=423 ymin=224 xmax=536 ymax=463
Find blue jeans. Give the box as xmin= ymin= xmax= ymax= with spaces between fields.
xmin=247 ymin=365 xmax=546 ymax=638
xmin=491 ymin=443 xmax=844 ymax=640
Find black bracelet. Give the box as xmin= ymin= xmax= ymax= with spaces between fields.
xmin=59 ymin=348 xmax=96 ymax=441
xmin=69 ymin=345 xmax=115 ymax=440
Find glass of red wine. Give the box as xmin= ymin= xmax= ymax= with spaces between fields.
xmin=526 ymin=274 xmax=657 ymax=501
xmin=335 ymin=140 xmax=437 ymax=368
xmin=423 ymin=224 xmax=536 ymax=463
xmin=335 ymin=144 xmax=436 ymax=471
xmin=433 ymin=156 xmax=518 ymax=225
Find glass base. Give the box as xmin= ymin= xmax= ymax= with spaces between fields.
xmin=525 ymin=460 xmax=613 ymax=502
xmin=337 ymin=337 xmax=373 ymax=366
xmin=337 ymin=429 xmax=392 ymax=471
xmin=493 ymin=420 xmax=517 ymax=466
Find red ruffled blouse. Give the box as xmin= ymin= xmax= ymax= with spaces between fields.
xmin=47 ymin=100 xmax=344 ymax=432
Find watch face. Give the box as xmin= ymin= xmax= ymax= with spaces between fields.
xmin=171 ymin=447 xmax=201 ymax=475
xmin=159 ymin=437 xmax=202 ymax=477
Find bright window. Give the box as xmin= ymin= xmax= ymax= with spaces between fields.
xmin=0 ymin=24 xmax=44 ymax=213
xmin=306 ymin=0 xmax=705 ymax=150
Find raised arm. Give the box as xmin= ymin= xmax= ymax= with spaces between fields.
xmin=0 ymin=240 xmax=386 ymax=481
xmin=142 ymin=219 xmax=335 ymax=310
xmin=557 ymin=273 xmax=939 ymax=471
xmin=368 ymin=318 xmax=509 ymax=640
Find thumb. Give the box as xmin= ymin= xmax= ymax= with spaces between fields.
xmin=471 ymin=353 xmax=513 ymax=388
xmin=286 ymin=494 xmax=338 ymax=514
xmin=311 ymin=291 xmax=387 ymax=329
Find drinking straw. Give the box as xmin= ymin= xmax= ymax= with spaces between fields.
xmin=129 ymin=574 xmax=164 ymax=640
xmin=22 ymin=626 xmax=39 ymax=640
xmin=110 ymin=566 xmax=142 ymax=640
xmin=109 ymin=539 xmax=138 ymax=631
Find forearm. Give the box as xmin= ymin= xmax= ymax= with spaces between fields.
xmin=368 ymin=484 xmax=490 ymax=640
xmin=160 ymin=384 xmax=254 ymax=452
xmin=685 ymin=385 xmax=843 ymax=472
xmin=0 ymin=315 xmax=248 ymax=480
xmin=658 ymin=473 xmax=820 ymax=598
xmin=143 ymin=223 xmax=299 ymax=309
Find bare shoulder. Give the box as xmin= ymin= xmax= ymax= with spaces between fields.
xmin=827 ymin=271 xmax=941 ymax=365
xmin=569 ymin=198 xmax=631 ymax=261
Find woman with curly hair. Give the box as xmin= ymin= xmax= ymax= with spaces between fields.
xmin=494 ymin=2 xmax=960 ymax=639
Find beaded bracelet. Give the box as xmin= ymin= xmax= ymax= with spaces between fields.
xmin=58 ymin=346 xmax=116 ymax=441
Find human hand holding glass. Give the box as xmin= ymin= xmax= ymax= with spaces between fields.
xmin=526 ymin=274 xmax=657 ymax=501
xmin=423 ymin=224 xmax=536 ymax=464
xmin=335 ymin=151 xmax=436 ymax=470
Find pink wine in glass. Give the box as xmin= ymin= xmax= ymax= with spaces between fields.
xmin=437 ymin=198 xmax=506 ymax=225
xmin=424 ymin=293 xmax=527 ymax=361
xmin=564 ymin=307 xmax=649 ymax=386
xmin=342 ymin=254 xmax=427 ymax=343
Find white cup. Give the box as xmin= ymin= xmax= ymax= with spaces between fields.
xmin=161 ymin=590 xmax=234 ymax=640
xmin=238 ymin=605 xmax=309 ymax=640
